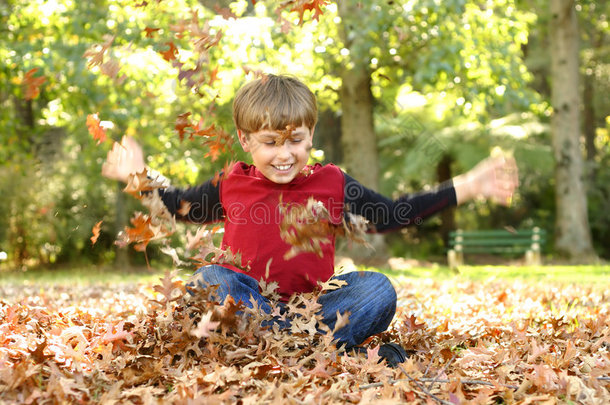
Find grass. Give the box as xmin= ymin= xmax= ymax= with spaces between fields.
xmin=1 ymin=263 xmax=609 ymax=286
xmin=373 ymin=264 xmax=610 ymax=286
xmin=0 ymin=264 xmax=170 ymax=285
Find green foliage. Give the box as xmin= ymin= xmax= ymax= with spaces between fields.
xmin=0 ymin=0 xmax=233 ymax=267
xmin=1 ymin=0 xmax=607 ymax=266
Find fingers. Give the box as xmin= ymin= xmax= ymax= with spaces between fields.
xmin=493 ymin=164 xmax=518 ymax=206
xmin=483 ymin=153 xmax=519 ymax=206
xmin=491 ymin=182 xmax=516 ymax=206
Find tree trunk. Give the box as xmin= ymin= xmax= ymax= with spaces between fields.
xmin=582 ymin=71 xmax=596 ymax=164
xmin=337 ymin=2 xmax=385 ymax=260
xmin=437 ymin=154 xmax=455 ymax=244
xmin=549 ymin=0 xmax=596 ymax=261
xmin=314 ymin=109 xmax=342 ymax=164
xmin=339 ymin=68 xmax=379 ymax=189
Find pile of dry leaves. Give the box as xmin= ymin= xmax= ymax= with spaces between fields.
xmin=1 ymin=271 xmax=609 ymax=404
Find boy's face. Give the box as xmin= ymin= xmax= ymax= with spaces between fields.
xmin=238 ymin=124 xmax=314 ymax=184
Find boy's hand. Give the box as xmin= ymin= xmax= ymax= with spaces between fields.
xmin=453 ymin=154 xmax=519 ymax=206
xmin=102 ymin=136 xmax=145 ymax=183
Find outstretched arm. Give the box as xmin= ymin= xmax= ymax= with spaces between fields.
xmin=452 ymin=155 xmax=519 ymax=206
xmin=101 ymin=136 xmax=224 ymax=223
xmin=343 ymin=153 xmax=519 ymax=232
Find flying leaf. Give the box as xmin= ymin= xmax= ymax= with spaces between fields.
xmin=191 ymin=311 xmax=219 ymax=339
xmin=122 ymin=169 xmax=167 ymax=198
xmin=283 ymin=0 xmax=331 ymax=24
xmin=143 ymin=27 xmax=161 ymax=38
xmin=23 ymin=68 xmax=45 ymax=100
xmin=159 ymin=41 xmax=178 ymax=62
xmin=177 ymin=201 xmax=192 ymax=217
xmin=90 ymin=220 xmax=103 ymax=245
xmin=83 ymin=35 xmax=115 ymax=68
xmin=153 ymin=270 xmax=184 ymax=304
xmin=175 ymin=112 xmax=192 ymax=141
xmin=332 ymin=310 xmax=350 ymax=333
xmin=100 ymin=59 xmax=126 ymax=83
xmin=86 ymin=113 xmax=107 ymax=145
xmin=207 ymin=66 xmax=219 ymax=86
xmin=214 ymin=4 xmax=238 ymax=19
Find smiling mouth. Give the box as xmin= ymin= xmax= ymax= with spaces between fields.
xmin=273 ymin=164 xmax=293 ymax=171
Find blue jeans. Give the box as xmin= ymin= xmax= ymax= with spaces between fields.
xmin=192 ymin=265 xmax=397 ymax=349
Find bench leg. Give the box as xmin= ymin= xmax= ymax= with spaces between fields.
xmin=525 ymin=249 xmax=541 ymax=266
xmin=448 ymin=249 xmax=463 ymax=270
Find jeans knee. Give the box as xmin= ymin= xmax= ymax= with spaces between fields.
xmin=366 ymin=272 xmax=397 ymax=314
xmin=368 ymin=272 xmax=396 ymax=298
xmin=190 ymin=265 xmax=234 ymax=301
xmin=194 ymin=264 xmax=228 ymax=286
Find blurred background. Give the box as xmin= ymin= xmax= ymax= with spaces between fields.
xmin=0 ymin=0 xmax=608 ymax=272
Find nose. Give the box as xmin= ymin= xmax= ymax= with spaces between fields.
xmin=276 ymin=142 xmax=292 ymax=160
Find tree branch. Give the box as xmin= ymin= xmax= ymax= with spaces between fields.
xmin=398 ymin=364 xmax=454 ymax=405
xmin=360 ymin=376 xmax=610 ymax=391
xmin=427 ymin=352 xmax=456 ymax=390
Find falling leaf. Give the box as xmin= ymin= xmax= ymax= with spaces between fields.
xmin=100 ymin=59 xmax=126 ymax=83
xmin=177 ymin=201 xmax=192 ymax=217
xmin=159 ymin=41 xmax=178 ymax=62
xmin=175 ymin=112 xmax=192 ymax=141
xmin=214 ymin=4 xmax=238 ymax=19
xmin=86 ymin=113 xmax=107 ymax=145
xmin=83 ymin=35 xmax=115 ymax=68
xmin=122 ymin=170 xmax=167 ymax=198
xmin=23 ymin=68 xmax=45 ymax=100
xmin=143 ymin=27 xmax=160 ymax=38
xmin=282 ymin=0 xmax=331 ymax=24
xmin=152 ymin=270 xmax=184 ymax=304
xmin=191 ymin=311 xmax=219 ymax=339
xmin=207 ymin=66 xmax=219 ymax=86
xmin=90 ymin=220 xmax=103 ymax=245
xmin=332 ymin=310 xmax=350 ymax=333
xmin=279 ymin=197 xmax=369 ymax=260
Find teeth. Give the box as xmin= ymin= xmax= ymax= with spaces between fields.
xmin=275 ymin=164 xmax=292 ymax=171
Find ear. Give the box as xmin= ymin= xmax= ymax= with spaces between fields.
xmin=237 ymin=130 xmax=251 ymax=152
xmin=306 ymin=125 xmax=315 ymax=146
xmin=309 ymin=125 xmax=316 ymax=139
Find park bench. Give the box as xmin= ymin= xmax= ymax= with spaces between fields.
xmin=447 ymin=227 xmax=546 ymax=268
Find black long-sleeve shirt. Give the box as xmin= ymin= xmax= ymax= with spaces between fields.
xmin=158 ymin=170 xmax=457 ymax=232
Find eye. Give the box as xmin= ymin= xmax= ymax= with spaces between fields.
xmin=290 ymin=138 xmax=303 ymax=143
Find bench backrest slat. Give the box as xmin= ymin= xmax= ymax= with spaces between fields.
xmin=449 ymin=230 xmax=547 ymax=238
xmin=448 ymin=228 xmax=547 ymax=255
xmin=449 ymin=238 xmax=544 ymax=247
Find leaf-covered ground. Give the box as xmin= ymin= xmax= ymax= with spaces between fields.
xmin=1 ymin=271 xmax=609 ymax=404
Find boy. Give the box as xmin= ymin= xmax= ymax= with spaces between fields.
xmin=102 ymin=74 xmax=518 ymax=367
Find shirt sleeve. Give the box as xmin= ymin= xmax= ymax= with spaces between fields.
xmin=343 ymin=173 xmax=457 ymax=233
xmin=157 ymin=176 xmax=224 ymax=224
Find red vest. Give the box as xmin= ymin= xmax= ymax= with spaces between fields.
xmin=220 ymin=162 xmax=345 ymax=301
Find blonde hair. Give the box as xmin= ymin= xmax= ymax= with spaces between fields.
xmin=233 ymin=74 xmax=317 ymax=134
